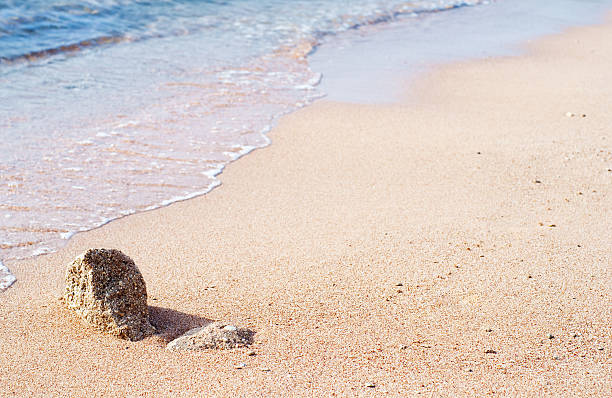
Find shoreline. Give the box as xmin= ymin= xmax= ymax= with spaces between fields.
xmin=4 ymin=0 xmax=610 ymax=265
xmin=0 ymin=0 xmax=484 ymax=263
xmin=2 ymin=14 xmax=611 ymax=396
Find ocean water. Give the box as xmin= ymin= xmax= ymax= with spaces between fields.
xmin=0 ymin=0 xmax=486 ymax=265
xmin=0 ymin=0 xmax=611 ymax=291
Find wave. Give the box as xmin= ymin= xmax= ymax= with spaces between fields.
xmin=0 ymin=1 xmax=485 ymax=65
xmin=0 ymin=35 xmax=128 ymax=64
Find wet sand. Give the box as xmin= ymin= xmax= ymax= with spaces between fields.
xmin=1 ymin=17 xmax=611 ymax=397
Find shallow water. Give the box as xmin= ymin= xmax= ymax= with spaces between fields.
xmin=1 ymin=0 xmax=485 ymax=262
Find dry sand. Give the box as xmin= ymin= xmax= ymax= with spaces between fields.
xmin=1 ymin=17 xmax=611 ymax=398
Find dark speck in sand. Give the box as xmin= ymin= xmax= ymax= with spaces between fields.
xmin=535 ymin=180 xmax=542 ymax=183
xmin=485 ymin=349 xmax=497 ymax=354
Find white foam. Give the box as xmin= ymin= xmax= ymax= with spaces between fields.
xmin=158 ymin=180 xmax=222 ymax=207
xmin=0 ymin=260 xmax=17 ymax=292
xmin=60 ymin=231 xmax=75 ymax=240
xmin=308 ymin=73 xmax=323 ymax=86
xmin=30 ymin=247 xmax=52 ymax=256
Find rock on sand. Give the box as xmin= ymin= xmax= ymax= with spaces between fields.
xmin=167 ymin=322 xmax=254 ymax=350
xmin=62 ymin=248 xmax=155 ymax=341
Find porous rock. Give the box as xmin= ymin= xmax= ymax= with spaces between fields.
xmin=167 ymin=322 xmax=254 ymax=350
xmin=62 ymin=248 xmax=155 ymax=341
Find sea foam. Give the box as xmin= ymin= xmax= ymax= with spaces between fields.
xmin=0 ymin=260 xmax=16 ymax=292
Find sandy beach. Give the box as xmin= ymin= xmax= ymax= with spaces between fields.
xmin=1 ymin=15 xmax=611 ymax=397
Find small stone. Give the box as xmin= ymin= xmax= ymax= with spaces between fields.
xmin=598 ymin=347 xmax=604 ymax=351
xmin=573 ymin=333 xmax=581 ymax=338
xmin=485 ymin=349 xmax=497 ymax=354
xmin=400 ymin=345 xmax=409 ymax=350
xmin=534 ymin=180 xmax=542 ymax=184
xmin=247 ymin=350 xmax=257 ymax=356
xmin=485 ymin=328 xmax=493 ymax=333
xmin=549 ymin=224 xmax=557 ymax=228
xmin=261 ymin=368 xmax=271 ymax=372
xmin=61 ymin=249 xmax=155 ymax=341
xmin=365 ymin=382 xmax=376 ymax=388
xmin=547 ymin=334 xmax=555 ymax=340
xmin=235 ymin=362 xmax=247 ymax=369
xmin=396 ymin=283 xmax=403 ymax=287
xmin=581 ymin=114 xmax=587 ymax=118
xmin=565 ymin=112 xmax=575 ymax=117
xmin=167 ymin=322 xmax=255 ymax=351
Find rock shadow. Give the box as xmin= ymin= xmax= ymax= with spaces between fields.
xmin=148 ymin=305 xmax=213 ymax=343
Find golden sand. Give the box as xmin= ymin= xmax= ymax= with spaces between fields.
xmin=1 ymin=17 xmax=611 ymax=397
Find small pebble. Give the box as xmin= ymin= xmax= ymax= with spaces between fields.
xmin=598 ymin=347 xmax=604 ymax=351
xmin=223 ymin=325 xmax=238 ymax=332
xmin=485 ymin=328 xmax=493 ymax=333
xmin=547 ymin=334 xmax=555 ymax=340
xmin=396 ymin=283 xmax=403 ymax=287
xmin=485 ymin=349 xmax=497 ymax=354
xmin=573 ymin=333 xmax=581 ymax=338
xmin=247 ymin=350 xmax=257 ymax=356
xmin=400 ymin=345 xmax=409 ymax=350
xmin=261 ymin=368 xmax=271 ymax=372
xmin=235 ymin=362 xmax=247 ymax=369
xmin=534 ymin=180 xmax=542 ymax=184
xmin=581 ymin=114 xmax=587 ymax=118
xmin=365 ymin=382 xmax=376 ymax=388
